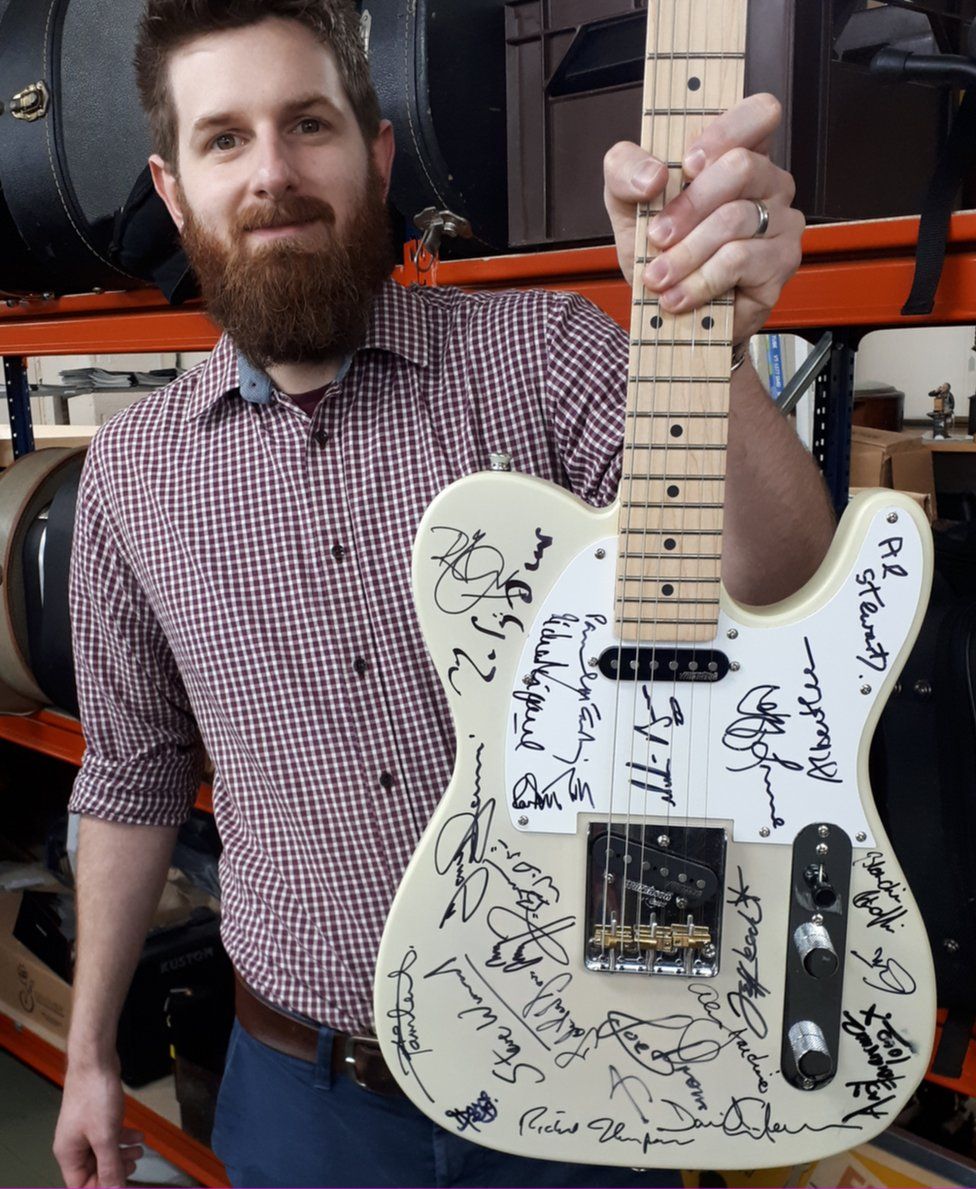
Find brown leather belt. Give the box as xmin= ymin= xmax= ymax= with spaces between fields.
xmin=234 ymin=975 xmax=402 ymax=1096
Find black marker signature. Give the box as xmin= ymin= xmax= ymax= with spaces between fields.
xmin=384 ymin=948 xmax=435 ymax=1102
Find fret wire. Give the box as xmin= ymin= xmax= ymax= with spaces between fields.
xmin=646 ymin=51 xmax=745 ymax=59
xmin=625 ymin=475 xmax=727 ymax=483
xmin=627 ymin=411 xmax=729 ymax=419
xmin=630 ymin=336 xmax=734 ymax=346
xmin=624 ymin=444 xmax=729 ymax=451
xmin=620 ymin=501 xmax=725 ymax=509
xmin=630 ymin=376 xmax=731 ymax=385
xmin=617 ymin=597 xmax=722 ymax=606
xmin=620 ymin=528 xmax=723 ymax=536
xmin=644 ymin=108 xmax=725 ymax=117
xmin=621 ymin=552 xmax=721 ymax=560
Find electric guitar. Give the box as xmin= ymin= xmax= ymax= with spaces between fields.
xmin=374 ymin=0 xmax=935 ymax=1168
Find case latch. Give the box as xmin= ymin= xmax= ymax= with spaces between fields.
xmin=10 ymin=81 xmax=50 ymax=122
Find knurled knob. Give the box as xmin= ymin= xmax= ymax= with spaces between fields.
xmin=788 ymin=1020 xmax=832 ymax=1081
xmin=793 ymin=921 xmax=839 ymax=978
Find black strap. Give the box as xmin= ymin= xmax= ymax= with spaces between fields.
xmin=902 ymin=87 xmax=976 ymax=316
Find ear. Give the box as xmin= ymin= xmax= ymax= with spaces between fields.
xmin=149 ymin=153 xmax=186 ymax=232
xmin=370 ymin=120 xmax=395 ymax=201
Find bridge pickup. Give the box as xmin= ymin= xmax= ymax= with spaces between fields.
xmin=585 ymin=824 xmax=726 ymax=976
xmin=598 ymin=647 xmax=730 ymax=683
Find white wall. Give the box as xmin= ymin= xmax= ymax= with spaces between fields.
xmin=855 ymin=325 xmax=976 ymax=421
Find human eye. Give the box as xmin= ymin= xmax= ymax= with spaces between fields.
xmin=209 ymin=132 xmax=240 ymax=152
xmin=296 ymin=117 xmax=326 ymax=135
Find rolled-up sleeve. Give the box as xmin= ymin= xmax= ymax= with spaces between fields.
xmin=543 ymin=292 xmax=628 ymax=507
xmin=68 ymin=445 xmax=203 ymax=826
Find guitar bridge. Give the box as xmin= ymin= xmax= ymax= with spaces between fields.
xmin=584 ymin=824 xmax=726 ymax=976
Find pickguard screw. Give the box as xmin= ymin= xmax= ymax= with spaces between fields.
xmin=677 ymin=873 xmax=688 ymax=883
xmin=801 ymin=1078 xmax=816 ymax=1091
xmin=595 ymin=548 xmax=607 ymax=560
xmin=522 ymin=675 xmax=533 ymax=687
xmin=812 ymin=913 xmax=824 ymax=925
xmin=660 ymin=866 xmax=670 ymax=877
xmin=944 ymin=938 xmax=960 ymax=953
xmin=817 ymin=825 xmax=829 ymax=838
xmin=695 ymin=879 xmax=706 ymax=889
xmin=815 ymin=843 xmax=829 ymax=856
xmin=675 ymin=897 xmax=688 ymax=909
xmin=759 ymin=826 xmax=770 ymax=838
xmin=729 ymin=661 xmax=741 ymax=672
xmin=887 ymin=512 xmax=899 ymax=524
xmin=860 ymin=684 xmax=872 ymax=695
xmin=855 ymin=831 xmax=867 ymax=843
xmin=588 ymin=657 xmax=599 ymax=668
xmin=727 ymin=628 xmax=738 ymax=639
xmin=657 ymin=834 xmax=670 ymax=848
xmin=517 ymin=815 xmax=528 ymax=827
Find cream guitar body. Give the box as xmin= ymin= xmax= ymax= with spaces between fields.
xmin=374 ymin=480 xmax=935 ymax=1168
xmin=375 ymin=0 xmax=936 ymax=1168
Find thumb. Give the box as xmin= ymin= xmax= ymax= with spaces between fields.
xmin=94 ymin=1142 xmax=127 ymax=1188
xmin=603 ymin=142 xmax=668 ymax=284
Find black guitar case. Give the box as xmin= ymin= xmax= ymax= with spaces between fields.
xmin=366 ymin=0 xmax=509 ymax=254
xmin=0 ymin=0 xmax=192 ymax=299
xmin=21 ymin=465 xmax=81 ymax=716
xmin=871 ymin=523 xmax=976 ymax=1073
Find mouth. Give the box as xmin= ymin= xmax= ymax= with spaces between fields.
xmin=246 ymin=219 xmax=323 ymax=241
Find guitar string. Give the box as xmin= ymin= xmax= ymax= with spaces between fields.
xmin=611 ymin=0 xmax=664 ymax=965
xmin=600 ymin=0 xmax=662 ymax=962
xmin=626 ymin=0 xmax=681 ymax=970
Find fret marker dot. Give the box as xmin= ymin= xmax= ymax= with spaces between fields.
xmin=662 ymin=584 xmax=675 ymax=597
xmin=702 ymin=316 xmax=715 ymax=330
xmin=688 ymin=77 xmax=702 ymax=92
xmin=670 ymin=425 xmax=684 ymax=438
xmin=650 ymin=315 xmax=664 ymax=329
xmin=664 ymin=538 xmax=677 ymax=551
xmin=667 ymin=485 xmax=680 ymax=498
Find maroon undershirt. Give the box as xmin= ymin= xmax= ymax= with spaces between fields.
xmin=285 ymin=385 xmax=330 ymax=417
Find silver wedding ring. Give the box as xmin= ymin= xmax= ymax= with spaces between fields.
xmin=752 ymin=199 xmax=770 ymax=238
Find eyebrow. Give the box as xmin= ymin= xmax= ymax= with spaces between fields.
xmin=190 ymin=93 xmax=343 ymax=137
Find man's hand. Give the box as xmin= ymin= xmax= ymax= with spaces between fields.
xmin=603 ymin=93 xmax=804 ymax=345
xmin=54 ymin=1061 xmax=144 ymax=1187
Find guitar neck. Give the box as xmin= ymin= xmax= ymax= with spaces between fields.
xmin=616 ymin=0 xmax=748 ymax=644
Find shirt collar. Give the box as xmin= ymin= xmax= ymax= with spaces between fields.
xmin=185 ymin=279 xmax=430 ymax=422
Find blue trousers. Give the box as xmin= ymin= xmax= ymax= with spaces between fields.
xmin=210 ymin=1020 xmax=676 ymax=1188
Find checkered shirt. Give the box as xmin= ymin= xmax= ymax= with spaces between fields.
xmin=68 ymin=279 xmax=628 ymax=1032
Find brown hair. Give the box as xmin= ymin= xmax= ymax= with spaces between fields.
xmin=134 ymin=0 xmax=381 ymax=168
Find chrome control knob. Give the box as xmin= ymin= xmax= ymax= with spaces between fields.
xmin=793 ymin=921 xmax=839 ymax=978
xmin=788 ymin=1020 xmax=832 ymax=1082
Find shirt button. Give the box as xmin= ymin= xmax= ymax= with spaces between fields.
xmin=379 ymin=772 xmax=395 ymax=790
xmin=331 ymin=544 xmax=346 ymax=561
xmin=313 ymin=427 xmax=331 ymax=447
xmin=353 ymin=656 xmax=368 ymax=676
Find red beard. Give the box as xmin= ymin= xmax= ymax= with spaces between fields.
xmin=178 ymin=164 xmax=395 ymax=368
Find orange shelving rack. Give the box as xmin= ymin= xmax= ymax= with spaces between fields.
xmin=3 ymin=216 xmax=976 ymax=1179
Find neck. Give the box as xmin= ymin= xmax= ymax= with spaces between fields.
xmin=265 ymin=356 xmax=345 ymax=395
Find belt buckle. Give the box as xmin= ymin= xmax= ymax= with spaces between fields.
xmin=342 ymin=1032 xmax=381 ymax=1092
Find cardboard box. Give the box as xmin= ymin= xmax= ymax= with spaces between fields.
xmin=850 ymin=487 xmax=934 ymax=523
xmin=849 ymin=427 xmax=937 ymax=516
xmin=0 ymin=891 xmax=71 ymax=1039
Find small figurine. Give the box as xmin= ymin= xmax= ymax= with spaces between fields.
xmin=928 ymin=381 xmax=955 ymax=438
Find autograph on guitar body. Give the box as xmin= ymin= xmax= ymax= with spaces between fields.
xmin=375 ymin=0 xmax=935 ymax=1168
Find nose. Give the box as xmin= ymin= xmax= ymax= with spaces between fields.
xmin=249 ymin=131 xmax=299 ymax=200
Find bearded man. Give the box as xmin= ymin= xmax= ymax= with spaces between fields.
xmin=53 ymin=2 xmax=833 ymax=1186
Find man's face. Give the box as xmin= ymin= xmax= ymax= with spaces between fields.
xmin=150 ymin=17 xmax=396 ymax=367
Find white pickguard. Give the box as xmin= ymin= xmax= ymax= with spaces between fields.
xmin=374 ymin=475 xmax=936 ymax=1170
xmin=505 ymin=517 xmax=924 ymax=844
